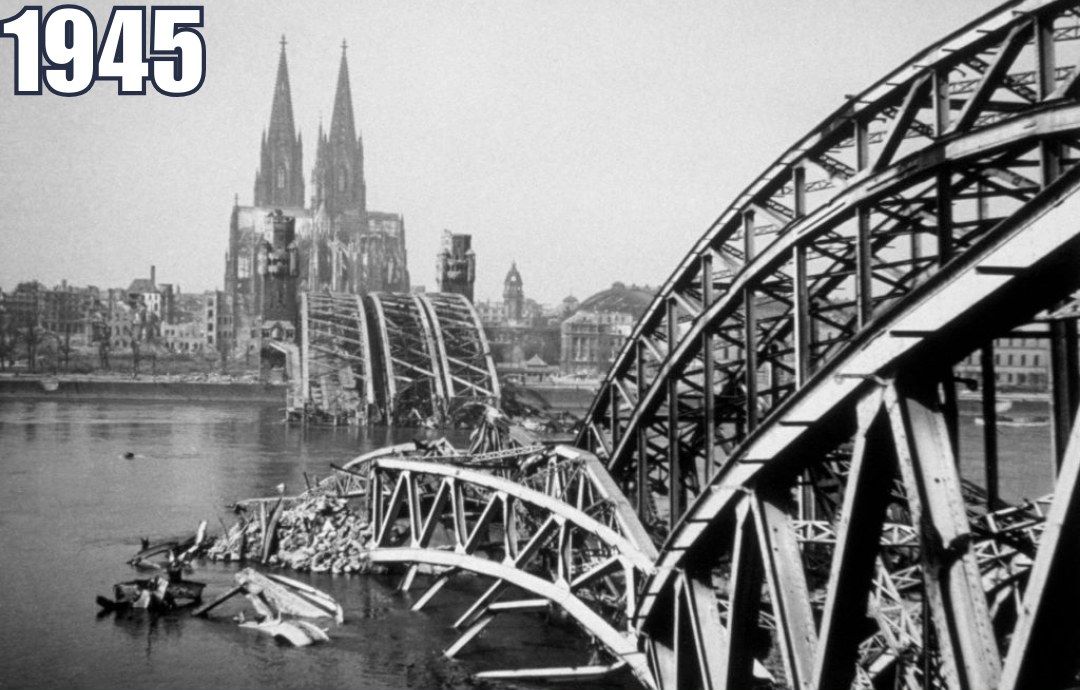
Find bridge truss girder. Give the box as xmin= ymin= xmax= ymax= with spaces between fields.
xmin=415 ymin=292 xmax=501 ymax=411
xmin=297 ymin=290 xmax=377 ymax=422
xmin=570 ymin=2 xmax=1080 ymax=687
xmin=578 ymin=0 xmax=1080 ymax=529
xmin=295 ymin=290 xmax=498 ymax=425
xmin=365 ymin=292 xmax=445 ymax=422
xmin=365 ymin=447 xmax=658 ymax=687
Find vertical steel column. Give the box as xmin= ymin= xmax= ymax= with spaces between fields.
xmin=752 ymin=490 xmax=818 ymax=688
xmin=854 ymin=115 xmax=869 ymax=172
xmin=792 ymin=165 xmax=811 ymax=387
xmin=743 ymin=210 xmax=758 ymax=431
xmin=636 ymin=341 xmax=649 ymax=519
xmin=1049 ymin=318 xmax=1080 ymax=470
xmin=1038 ymin=16 xmax=1061 ymax=188
xmin=854 ymin=117 xmax=873 ymax=328
xmin=701 ymin=251 xmax=717 ymax=480
xmin=1035 ymin=13 xmax=1056 ymax=101
xmin=856 ymin=207 xmax=873 ymax=328
xmin=932 ymin=67 xmax=952 ymax=266
xmin=980 ymin=342 xmax=999 ymax=506
xmin=667 ymin=298 xmax=683 ymax=525
xmin=932 ymin=66 xmax=951 ymax=135
xmin=935 ymin=170 xmax=953 ymax=265
xmin=887 ymin=381 xmax=1002 ymax=689
xmin=610 ymin=387 xmax=620 ymax=449
xmin=793 ymin=243 xmax=811 ymax=386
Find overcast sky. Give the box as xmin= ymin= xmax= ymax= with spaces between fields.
xmin=0 ymin=1 xmax=999 ymax=304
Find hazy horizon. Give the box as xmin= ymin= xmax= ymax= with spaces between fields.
xmin=0 ymin=1 xmax=997 ymax=305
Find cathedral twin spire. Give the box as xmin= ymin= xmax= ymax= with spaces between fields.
xmin=254 ymin=36 xmax=304 ymax=208
xmin=254 ymin=37 xmax=366 ymax=218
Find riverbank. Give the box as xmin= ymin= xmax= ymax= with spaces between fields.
xmin=528 ymin=384 xmax=598 ymax=415
xmin=0 ymin=375 xmax=285 ymax=403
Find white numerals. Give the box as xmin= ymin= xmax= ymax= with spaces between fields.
xmin=0 ymin=5 xmax=205 ymax=96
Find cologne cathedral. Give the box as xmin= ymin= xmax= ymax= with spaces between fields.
xmin=223 ymin=38 xmax=410 ymax=358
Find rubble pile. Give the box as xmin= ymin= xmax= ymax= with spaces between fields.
xmin=207 ymin=495 xmax=373 ymax=575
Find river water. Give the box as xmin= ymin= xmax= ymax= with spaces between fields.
xmin=0 ymin=400 xmax=617 ymax=690
xmin=0 ymin=399 xmax=1059 ymax=690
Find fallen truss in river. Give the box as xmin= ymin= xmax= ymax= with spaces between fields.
xmin=219 ymin=436 xmax=659 ymax=686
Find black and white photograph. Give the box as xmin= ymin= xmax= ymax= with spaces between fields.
xmin=2 ymin=1 xmax=1080 ymax=688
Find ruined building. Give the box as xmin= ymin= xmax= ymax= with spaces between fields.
xmin=435 ymin=230 xmax=476 ymax=301
xmin=224 ymin=38 xmax=410 ymax=359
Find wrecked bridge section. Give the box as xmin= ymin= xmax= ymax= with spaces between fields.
xmin=208 ymin=435 xmax=657 ymax=687
xmin=283 ymin=289 xmax=499 ymax=426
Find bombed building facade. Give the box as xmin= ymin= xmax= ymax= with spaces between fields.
xmin=223 ymin=39 xmax=410 ymax=360
xmin=435 ymin=230 xmax=476 ymax=301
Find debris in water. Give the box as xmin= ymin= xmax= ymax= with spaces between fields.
xmin=96 ymin=575 xmax=206 ymax=613
xmin=193 ymin=567 xmax=341 ymax=647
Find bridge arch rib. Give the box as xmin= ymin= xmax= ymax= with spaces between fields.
xmin=365 ymin=447 xmax=658 ymax=687
xmin=294 ymin=290 xmax=497 ymax=425
xmin=415 ymin=292 xmax=501 ymax=409
xmin=570 ymin=1 xmax=1080 ymax=687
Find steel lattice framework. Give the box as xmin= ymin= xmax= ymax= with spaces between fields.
xmin=567 ymin=1 xmax=1080 ymax=687
xmin=364 ymin=445 xmax=659 ymax=686
xmin=367 ymin=292 xmax=447 ymax=421
xmin=292 ymin=291 xmax=499 ymax=424
xmin=416 ymin=292 xmax=502 ymax=410
xmin=297 ymin=290 xmax=377 ymax=421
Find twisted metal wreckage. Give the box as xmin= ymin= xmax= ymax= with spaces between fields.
xmin=269 ymin=290 xmax=501 ymax=426
xmin=227 ymin=1 xmax=1080 ymax=687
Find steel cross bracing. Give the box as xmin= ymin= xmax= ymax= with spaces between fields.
xmin=297 ymin=290 xmax=377 ymax=423
xmin=293 ymin=291 xmax=499 ymax=425
xmin=366 ymin=292 xmax=447 ymax=422
xmin=566 ymin=1 xmax=1080 ymax=687
xmin=414 ymin=292 xmax=501 ymax=413
xmin=364 ymin=445 xmax=659 ymax=687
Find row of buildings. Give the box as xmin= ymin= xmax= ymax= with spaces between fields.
xmin=11 ymin=37 xmax=1062 ymax=387
xmin=0 ymin=267 xmax=226 ymax=363
xmin=471 ymin=260 xmax=657 ymax=380
xmin=219 ymin=38 xmax=659 ymax=381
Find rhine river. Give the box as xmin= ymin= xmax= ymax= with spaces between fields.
xmin=0 ymin=400 xmax=616 ymax=690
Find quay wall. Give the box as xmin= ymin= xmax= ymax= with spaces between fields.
xmin=0 ymin=378 xmax=285 ymax=403
xmin=528 ymin=385 xmax=599 ymax=415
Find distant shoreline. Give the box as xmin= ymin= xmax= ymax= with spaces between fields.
xmin=0 ymin=375 xmax=284 ymax=403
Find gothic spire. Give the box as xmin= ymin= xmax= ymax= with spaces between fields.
xmin=329 ymin=40 xmax=357 ymax=147
xmin=255 ymin=35 xmax=304 ymax=207
xmin=268 ymin=35 xmax=296 ymax=148
xmin=311 ymin=39 xmax=365 ymax=215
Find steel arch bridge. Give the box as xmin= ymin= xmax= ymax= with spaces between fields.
xmin=291 ymin=290 xmax=499 ymax=425
xmin=364 ymin=445 xmax=658 ymax=686
xmin=562 ymin=1 xmax=1080 ymax=687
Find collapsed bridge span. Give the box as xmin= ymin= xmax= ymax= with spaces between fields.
xmin=284 ymin=290 xmax=499 ymax=425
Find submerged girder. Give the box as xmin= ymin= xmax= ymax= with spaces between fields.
xmin=566 ymin=1 xmax=1080 ymax=687
xmin=292 ymin=290 xmax=498 ymax=425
